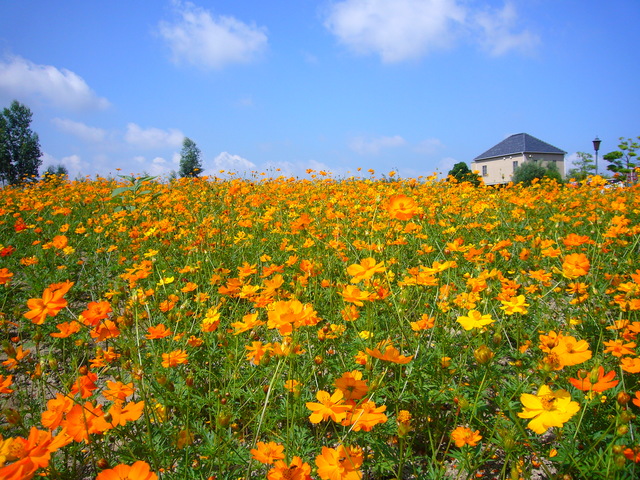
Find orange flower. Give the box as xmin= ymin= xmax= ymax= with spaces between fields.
xmin=64 ymin=401 xmax=111 ymax=442
xmin=603 ymin=339 xmax=636 ymax=357
xmin=621 ymin=357 xmax=640 ymax=373
xmin=569 ymin=367 xmax=619 ymax=392
xmin=387 ymin=194 xmax=418 ymax=220
xmin=231 ymin=312 xmax=264 ymax=335
xmin=145 ymin=324 xmax=172 ymax=339
xmin=0 ymin=427 xmax=72 ymax=480
xmin=266 ymin=457 xmax=311 ymax=480
xmin=346 ymin=257 xmax=385 ymax=283
xmin=50 ymin=321 xmax=81 ymax=338
xmin=342 ymin=399 xmax=388 ymax=431
xmin=51 ymin=235 xmax=68 ymax=249
xmin=70 ymin=372 xmax=99 ymax=398
xmin=334 ymin=370 xmax=368 ymax=401
xmin=0 ymin=267 xmax=13 ymax=285
xmin=0 ymin=374 xmax=14 ymax=394
xmin=306 ymin=390 xmax=351 ymax=424
xmin=315 ymin=445 xmax=363 ymax=480
xmin=246 ymin=341 xmax=272 ymax=365
xmin=201 ymin=307 xmax=221 ymax=332
xmin=23 ymin=281 xmax=74 ymax=325
xmin=267 ymin=299 xmax=318 ymax=335
xmin=41 ymin=393 xmax=74 ymax=430
xmin=90 ymin=320 xmax=121 ymax=341
xmin=103 ymin=381 xmax=135 ymax=402
xmin=250 ymin=441 xmax=285 ymax=464
xmin=410 ymin=314 xmax=435 ymax=331
xmin=1 ymin=345 xmax=30 ymax=370
xmin=161 ymin=349 xmax=188 ymax=368
xmin=267 ymin=456 xmax=312 ymax=480
xmin=562 ymin=253 xmax=590 ymax=279
xmin=550 ymin=335 xmax=592 ymax=368
xmin=80 ymin=300 xmax=112 ymax=326
xmin=95 ymin=461 xmax=158 ymax=480
xmin=107 ymin=401 xmax=145 ymax=427
xmin=633 ymin=391 xmax=640 ymax=408
xmin=451 ymin=426 xmax=482 ymax=447
xmin=339 ymin=285 xmax=372 ymax=306
xmin=365 ymin=341 xmax=413 ymax=364
xmin=284 ymin=379 xmax=302 ymax=394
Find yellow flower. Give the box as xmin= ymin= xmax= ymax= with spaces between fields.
xmin=517 ymin=385 xmax=580 ymax=434
xmin=500 ymin=295 xmax=529 ymax=315
xmin=456 ymin=310 xmax=494 ymax=331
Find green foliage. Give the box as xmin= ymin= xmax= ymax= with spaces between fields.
xmin=512 ymin=160 xmax=563 ymax=186
xmin=179 ymin=137 xmax=203 ymax=178
xmin=604 ymin=136 xmax=639 ymax=183
xmin=110 ymin=174 xmax=159 ymax=211
xmin=567 ymin=152 xmax=596 ymax=181
xmin=447 ymin=162 xmax=481 ymax=185
xmin=0 ymin=100 xmax=42 ymax=185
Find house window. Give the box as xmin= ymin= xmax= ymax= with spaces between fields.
xmin=482 ymin=165 xmax=487 ymax=176
xmin=513 ymin=161 xmax=518 ymax=172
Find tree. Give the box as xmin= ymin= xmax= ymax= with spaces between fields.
xmin=447 ymin=162 xmax=481 ymax=185
xmin=567 ymin=152 xmax=596 ymax=181
xmin=0 ymin=100 xmax=43 ymax=185
xmin=512 ymin=160 xmax=563 ymax=186
xmin=179 ymin=137 xmax=202 ymax=178
xmin=603 ymin=136 xmax=639 ymax=184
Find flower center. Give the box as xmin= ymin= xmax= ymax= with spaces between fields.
xmin=540 ymin=394 xmax=556 ymax=410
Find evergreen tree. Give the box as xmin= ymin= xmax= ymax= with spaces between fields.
xmin=603 ymin=136 xmax=639 ymax=183
xmin=178 ymin=137 xmax=202 ymax=178
xmin=0 ymin=100 xmax=42 ymax=185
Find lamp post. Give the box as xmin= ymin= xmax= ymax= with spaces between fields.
xmin=593 ymin=136 xmax=601 ymax=176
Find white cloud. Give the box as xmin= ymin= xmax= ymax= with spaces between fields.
xmin=324 ymin=0 xmax=465 ymax=63
xmin=436 ymin=156 xmax=458 ymax=177
xmin=349 ymin=135 xmax=406 ymax=155
xmin=323 ymin=0 xmax=538 ymax=62
xmin=40 ymin=152 xmax=87 ymax=179
xmin=414 ymin=138 xmax=445 ymax=155
xmin=474 ymin=3 xmax=539 ymax=56
xmin=158 ymin=0 xmax=268 ymax=69
xmin=124 ymin=123 xmax=184 ymax=150
xmin=52 ymin=118 xmax=107 ymax=143
xmin=0 ymin=55 xmax=109 ymax=110
xmin=209 ymin=151 xmax=257 ymax=173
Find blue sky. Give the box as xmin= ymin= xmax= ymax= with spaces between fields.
xmin=1 ymin=0 xmax=638 ymax=180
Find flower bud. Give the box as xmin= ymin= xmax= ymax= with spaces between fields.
xmin=474 ymin=345 xmax=494 ymax=365
xmin=617 ymin=392 xmax=631 ymax=406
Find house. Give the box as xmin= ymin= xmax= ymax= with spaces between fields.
xmin=471 ymin=133 xmax=566 ymax=185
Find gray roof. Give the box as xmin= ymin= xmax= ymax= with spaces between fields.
xmin=474 ymin=133 xmax=566 ymax=161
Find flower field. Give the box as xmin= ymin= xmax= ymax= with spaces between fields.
xmin=1 ymin=172 xmax=639 ymax=479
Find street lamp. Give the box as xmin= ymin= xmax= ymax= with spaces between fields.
xmin=593 ymin=136 xmax=601 ymax=175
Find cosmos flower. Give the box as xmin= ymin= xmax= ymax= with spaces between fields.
xmin=451 ymin=426 xmax=482 ymax=447
xmin=518 ymin=385 xmax=580 ymax=434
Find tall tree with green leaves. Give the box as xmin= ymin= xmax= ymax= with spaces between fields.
xmin=0 ymin=100 xmax=42 ymax=185
xmin=567 ymin=152 xmax=596 ymax=180
xmin=178 ymin=137 xmax=202 ymax=178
